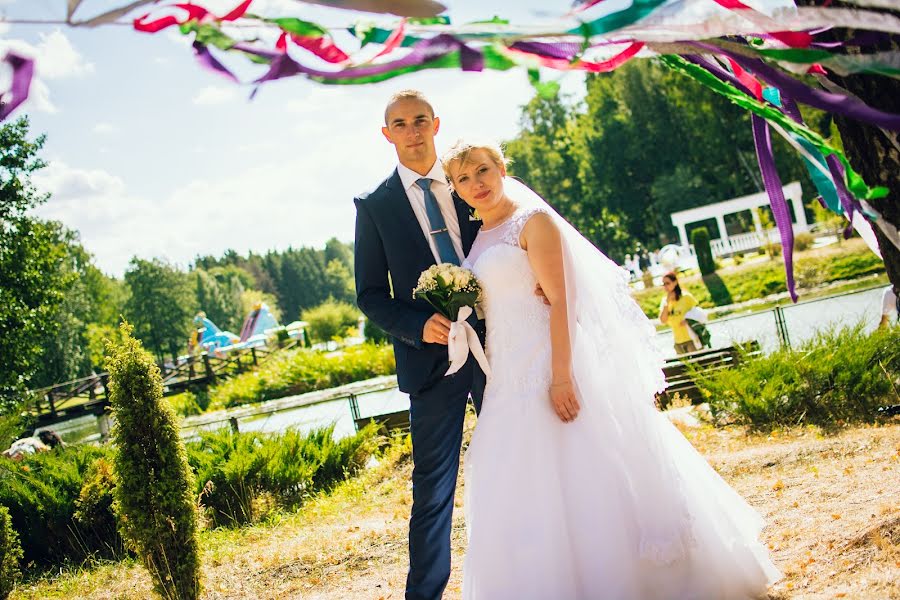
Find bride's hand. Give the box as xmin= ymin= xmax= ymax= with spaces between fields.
xmin=550 ymin=380 xmax=580 ymax=422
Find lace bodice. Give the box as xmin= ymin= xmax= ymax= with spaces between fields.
xmin=463 ymin=206 xmax=552 ymax=396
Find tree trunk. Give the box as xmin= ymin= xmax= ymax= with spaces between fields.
xmin=795 ymin=1 xmax=900 ymax=292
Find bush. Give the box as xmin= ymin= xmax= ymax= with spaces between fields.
xmin=0 ymin=506 xmax=22 ymax=600
xmin=167 ymin=390 xmax=203 ymax=417
xmin=363 ymin=317 xmax=392 ymax=344
xmin=208 ymin=343 xmax=395 ymax=410
xmin=0 ymin=444 xmax=119 ymax=567
xmin=73 ymin=457 xmax=124 ymax=559
xmin=187 ymin=424 xmax=379 ymax=527
xmin=107 ymin=323 xmax=201 ymax=600
xmin=301 ymin=299 xmax=360 ymax=344
xmin=692 ymin=227 xmax=716 ymax=275
xmin=794 ymin=232 xmax=814 ymax=252
xmin=699 ymin=324 xmax=900 ymax=429
xmin=631 ymin=241 xmax=885 ymax=317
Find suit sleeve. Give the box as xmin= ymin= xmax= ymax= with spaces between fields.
xmin=354 ymin=197 xmax=431 ymax=349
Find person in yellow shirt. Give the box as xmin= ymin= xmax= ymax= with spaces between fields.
xmin=659 ymin=271 xmax=699 ymax=354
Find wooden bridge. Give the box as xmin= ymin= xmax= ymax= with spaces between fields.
xmin=27 ymin=341 xmax=299 ymax=430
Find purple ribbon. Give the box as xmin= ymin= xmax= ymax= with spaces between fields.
xmin=192 ymin=42 xmax=238 ymax=82
xmin=0 ymin=52 xmax=35 ymax=122
xmin=781 ymin=95 xmax=860 ymax=238
xmin=825 ymin=155 xmax=860 ymax=239
xmin=509 ymin=41 xmax=581 ymax=61
xmin=752 ymin=114 xmax=798 ymax=302
xmin=691 ymin=42 xmax=900 ymax=132
xmin=254 ymin=33 xmax=484 ymax=85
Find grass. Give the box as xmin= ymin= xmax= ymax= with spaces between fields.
xmin=11 ymin=414 xmax=900 ymax=600
xmin=633 ymin=238 xmax=885 ymax=319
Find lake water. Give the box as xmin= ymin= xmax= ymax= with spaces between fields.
xmin=47 ymin=286 xmax=887 ymax=444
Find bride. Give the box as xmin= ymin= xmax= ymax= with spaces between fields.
xmin=442 ymin=139 xmax=781 ymax=599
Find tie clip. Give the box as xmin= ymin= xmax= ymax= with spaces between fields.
xmin=430 ymin=228 xmax=448 ymax=235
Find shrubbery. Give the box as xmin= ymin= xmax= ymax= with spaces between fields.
xmin=698 ymin=325 xmax=900 ymax=429
xmin=107 ymin=324 xmax=201 ymax=599
xmin=0 ymin=506 xmax=22 ymax=599
xmin=0 ymin=444 xmax=120 ymax=567
xmin=208 ymin=343 xmax=395 ymax=410
xmin=301 ymin=299 xmax=360 ymax=344
xmin=632 ymin=241 xmax=884 ymax=316
xmin=692 ymin=227 xmax=716 ymax=275
xmin=187 ymin=424 xmax=379 ymax=527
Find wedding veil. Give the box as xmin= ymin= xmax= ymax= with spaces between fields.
xmin=504 ymin=176 xmax=698 ymax=564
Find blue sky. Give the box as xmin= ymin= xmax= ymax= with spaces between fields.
xmin=0 ymin=0 xmax=587 ymax=276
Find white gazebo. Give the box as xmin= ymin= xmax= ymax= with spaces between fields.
xmin=670 ymin=182 xmax=808 ymax=257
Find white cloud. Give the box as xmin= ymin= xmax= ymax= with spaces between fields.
xmin=93 ymin=122 xmax=118 ymax=134
xmin=0 ymin=29 xmax=93 ymax=115
xmin=33 ymin=30 xmax=94 ymax=79
xmin=192 ymin=85 xmax=238 ymax=105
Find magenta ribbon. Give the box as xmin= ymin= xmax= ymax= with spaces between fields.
xmin=691 ymin=42 xmax=900 ymax=132
xmin=752 ymin=114 xmax=798 ymax=302
xmin=253 ymin=33 xmax=484 ymax=85
xmin=192 ymin=42 xmax=238 ymax=82
xmin=0 ymin=52 xmax=35 ymax=122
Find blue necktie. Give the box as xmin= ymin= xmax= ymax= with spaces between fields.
xmin=417 ymin=178 xmax=460 ymax=266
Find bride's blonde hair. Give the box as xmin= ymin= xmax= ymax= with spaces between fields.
xmin=441 ymin=139 xmax=511 ymax=186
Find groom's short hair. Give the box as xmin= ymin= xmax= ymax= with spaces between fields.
xmin=384 ymin=89 xmax=435 ymax=125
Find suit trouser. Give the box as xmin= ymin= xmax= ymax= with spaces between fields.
xmin=405 ymin=358 xmax=477 ymax=600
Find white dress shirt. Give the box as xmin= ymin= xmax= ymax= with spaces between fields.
xmin=398 ymin=160 xmax=465 ymax=264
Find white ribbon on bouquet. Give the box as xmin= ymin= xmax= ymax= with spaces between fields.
xmin=445 ymin=305 xmax=491 ymax=378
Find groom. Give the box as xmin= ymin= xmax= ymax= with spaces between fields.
xmin=353 ymin=89 xmax=486 ymax=600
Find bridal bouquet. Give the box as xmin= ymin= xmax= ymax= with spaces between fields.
xmin=413 ymin=263 xmax=482 ymax=321
xmin=413 ymin=263 xmax=490 ymax=377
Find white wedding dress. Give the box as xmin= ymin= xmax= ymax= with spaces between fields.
xmin=461 ymin=199 xmax=781 ymax=600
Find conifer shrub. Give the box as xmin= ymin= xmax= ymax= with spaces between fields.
xmin=692 ymin=227 xmax=716 ymax=275
xmin=0 ymin=506 xmax=22 ymax=600
xmin=187 ymin=423 xmax=378 ymax=527
xmin=0 ymin=444 xmax=116 ymax=566
xmin=699 ymin=324 xmax=900 ymax=428
xmin=106 ymin=323 xmax=201 ymax=600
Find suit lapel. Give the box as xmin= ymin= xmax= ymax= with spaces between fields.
xmin=386 ymin=169 xmax=434 ymax=264
xmin=454 ymin=193 xmax=480 ymax=256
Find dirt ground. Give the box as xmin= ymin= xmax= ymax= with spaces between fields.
xmin=15 ymin=415 xmax=900 ymax=600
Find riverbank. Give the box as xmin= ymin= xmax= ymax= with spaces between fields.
xmin=14 ymin=414 xmax=899 ymax=599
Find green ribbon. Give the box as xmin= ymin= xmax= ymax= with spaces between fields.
xmin=568 ymin=0 xmax=669 ymax=36
xmin=659 ymin=54 xmax=888 ymax=201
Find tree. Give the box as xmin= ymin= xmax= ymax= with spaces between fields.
xmin=124 ymin=258 xmax=197 ymax=364
xmin=793 ymin=0 xmax=900 ymax=293
xmin=107 ymin=324 xmax=201 ymax=600
xmin=0 ymin=117 xmax=73 ymax=404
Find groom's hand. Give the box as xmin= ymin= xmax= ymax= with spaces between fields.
xmin=423 ymin=313 xmax=452 ymax=345
xmin=534 ymin=283 xmax=551 ymax=306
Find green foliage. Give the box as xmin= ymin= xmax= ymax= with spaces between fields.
xmin=73 ymin=457 xmax=124 ymax=559
xmin=0 ymin=505 xmax=22 ymax=599
xmin=0 ymin=444 xmax=120 ymax=566
xmin=194 ymin=269 xmax=244 ymax=333
xmin=363 ymin=317 xmax=392 ymax=344
xmin=692 ymin=227 xmax=716 ymax=275
xmin=699 ymin=325 xmax=900 ymax=429
xmin=124 ymin=258 xmax=198 ymax=364
xmin=0 ymin=118 xmax=73 ymax=404
xmin=632 ymin=243 xmax=884 ymax=316
xmin=208 ymin=344 xmax=395 ymax=410
xmin=301 ymin=299 xmax=360 ymax=344
xmin=794 ymin=232 xmax=814 ymax=252
xmin=166 ymin=390 xmax=204 ymax=417
xmin=106 ymin=323 xmax=201 ymax=599
xmin=186 ymin=424 xmax=379 ymax=527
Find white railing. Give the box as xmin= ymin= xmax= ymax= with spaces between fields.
xmin=710 ymin=229 xmax=782 ymax=257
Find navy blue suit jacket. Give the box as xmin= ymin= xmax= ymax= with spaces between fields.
xmin=354 ymin=168 xmax=483 ymax=395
